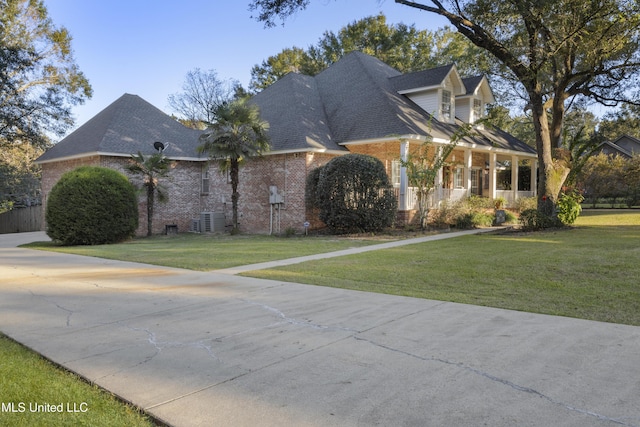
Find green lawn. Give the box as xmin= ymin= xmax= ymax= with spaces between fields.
xmin=23 ymin=233 xmax=385 ymax=270
xmin=245 ymin=210 xmax=640 ymax=326
xmin=0 ymin=334 xmax=156 ymax=427
xmin=23 ymin=211 xmax=640 ymax=325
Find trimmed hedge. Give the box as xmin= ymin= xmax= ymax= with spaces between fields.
xmin=310 ymin=154 xmax=397 ymax=233
xmin=46 ymin=166 xmax=138 ymax=245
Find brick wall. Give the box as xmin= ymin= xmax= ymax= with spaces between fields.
xmin=106 ymin=157 xmax=203 ymax=236
xmin=200 ymin=152 xmax=338 ymax=234
xmin=41 ymin=147 xmax=412 ymax=236
xmin=41 ymin=155 xmax=204 ymax=237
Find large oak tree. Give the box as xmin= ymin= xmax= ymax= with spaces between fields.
xmin=249 ymin=0 xmax=640 ymax=218
xmin=1 ymin=0 xmax=91 ymax=210
xmin=1 ymin=0 xmax=92 ymax=148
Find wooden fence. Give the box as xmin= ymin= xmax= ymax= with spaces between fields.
xmin=0 ymin=205 xmax=43 ymax=234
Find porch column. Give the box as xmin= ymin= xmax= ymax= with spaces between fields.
xmin=399 ymin=140 xmax=409 ymax=210
xmin=511 ymin=154 xmax=519 ymax=204
xmin=464 ymin=149 xmax=472 ymax=197
xmin=531 ymin=159 xmax=538 ymax=197
xmin=434 ymin=146 xmax=444 ymax=206
xmin=489 ymin=152 xmax=497 ymax=199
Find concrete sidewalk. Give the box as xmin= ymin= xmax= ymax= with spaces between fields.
xmin=214 ymin=227 xmax=501 ymax=274
xmin=1 ymin=231 xmax=640 ymax=426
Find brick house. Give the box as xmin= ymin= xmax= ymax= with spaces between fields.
xmin=36 ymin=51 xmax=537 ymax=235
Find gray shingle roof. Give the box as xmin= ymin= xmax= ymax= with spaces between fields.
xmin=250 ymin=73 xmax=342 ymax=152
xmin=460 ymin=75 xmax=484 ymax=96
xmin=251 ymin=51 xmax=534 ymax=155
xmin=612 ymin=135 xmax=640 ymax=155
xmin=37 ymin=94 xmax=203 ymax=163
xmin=38 ymin=53 xmax=535 ymax=164
xmin=389 ymin=64 xmax=456 ymax=93
xmin=314 ymin=51 xmax=450 ymax=142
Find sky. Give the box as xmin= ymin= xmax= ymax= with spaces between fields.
xmin=44 ymin=0 xmax=450 ymax=139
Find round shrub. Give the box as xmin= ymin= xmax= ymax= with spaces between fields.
xmin=315 ymin=154 xmax=397 ymax=233
xmin=46 ymin=166 xmax=138 ymax=245
xmin=557 ymin=191 xmax=584 ymax=225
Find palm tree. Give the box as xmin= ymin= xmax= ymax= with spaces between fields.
xmin=126 ymin=151 xmax=173 ymax=236
xmin=198 ymin=98 xmax=270 ymax=234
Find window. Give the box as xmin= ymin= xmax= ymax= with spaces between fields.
xmin=473 ymin=99 xmax=482 ymax=121
xmin=391 ymin=160 xmax=401 ymax=187
xmin=201 ymin=167 xmax=210 ymax=194
xmin=441 ymin=90 xmax=452 ymax=121
xmin=454 ymin=166 xmax=464 ymax=188
xmin=471 ymin=169 xmax=481 ymax=195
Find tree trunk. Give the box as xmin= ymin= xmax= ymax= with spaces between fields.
xmin=529 ymin=92 xmax=570 ymax=219
xmin=147 ymin=185 xmax=154 ymax=236
xmin=230 ymin=159 xmax=240 ymax=235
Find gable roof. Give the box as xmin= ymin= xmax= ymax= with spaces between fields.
xmin=598 ymin=140 xmax=632 ymax=158
xmin=596 ymin=134 xmax=640 ymax=158
xmin=314 ymin=51 xmax=452 ymax=143
xmin=390 ymin=64 xmax=465 ymax=96
xmin=253 ymin=51 xmax=535 ymax=156
xmin=612 ymin=135 xmax=640 ymax=155
xmin=36 ymin=94 xmax=203 ymax=164
xmin=460 ymin=75 xmax=496 ymax=104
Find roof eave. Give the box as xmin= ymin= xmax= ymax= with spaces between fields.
xmin=339 ymin=135 xmax=430 ymax=146
xmin=36 ymin=151 xmax=207 ymax=165
xmin=397 ymin=85 xmax=441 ymax=95
xmin=338 ymin=135 xmax=536 ymax=157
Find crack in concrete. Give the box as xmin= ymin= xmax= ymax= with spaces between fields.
xmin=29 ymin=290 xmax=75 ymax=326
xmin=240 ymin=298 xmax=358 ymax=333
xmin=355 ymin=336 xmax=638 ymax=427
xmin=126 ymin=326 xmax=218 ymax=361
xmin=145 ymin=332 xmax=355 ymax=412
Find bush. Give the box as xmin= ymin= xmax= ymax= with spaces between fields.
xmin=305 ymin=166 xmax=323 ymax=212
xmin=46 ymin=166 xmax=138 ymax=245
xmin=519 ymin=209 xmax=554 ymax=231
xmin=314 ymin=154 xmax=397 ymax=233
xmin=557 ymin=191 xmax=584 ymax=225
xmin=504 ymin=210 xmax=518 ymax=224
xmin=514 ymin=196 xmax=537 ymax=213
xmin=465 ymin=195 xmax=494 ymax=210
xmin=455 ymin=211 xmax=494 ymax=229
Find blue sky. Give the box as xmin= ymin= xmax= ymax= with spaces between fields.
xmin=44 ymin=1 xmax=449 ymax=138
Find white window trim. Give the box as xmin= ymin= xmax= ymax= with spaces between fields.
xmin=441 ymin=89 xmax=452 ymax=122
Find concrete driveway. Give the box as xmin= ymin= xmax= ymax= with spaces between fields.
xmin=1 ymin=232 xmax=639 ymax=426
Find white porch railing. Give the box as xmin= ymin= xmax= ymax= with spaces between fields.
xmin=395 ymin=188 xmax=535 ymax=210
xmin=395 ymin=187 xmax=468 ymax=210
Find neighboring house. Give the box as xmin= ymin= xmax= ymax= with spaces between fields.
xmin=597 ymin=135 xmax=640 ymax=158
xmin=36 ymin=52 xmax=537 ymax=235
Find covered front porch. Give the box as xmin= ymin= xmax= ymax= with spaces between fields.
xmin=394 ymin=141 xmax=538 ymax=212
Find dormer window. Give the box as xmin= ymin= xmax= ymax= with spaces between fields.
xmin=441 ymin=90 xmax=452 ymax=121
xmin=473 ymin=99 xmax=482 ymax=121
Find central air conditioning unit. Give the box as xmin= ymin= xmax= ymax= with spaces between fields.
xmin=190 ymin=219 xmax=201 ymax=233
xmin=200 ymin=212 xmax=225 ymax=232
